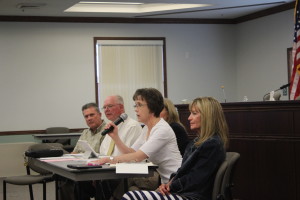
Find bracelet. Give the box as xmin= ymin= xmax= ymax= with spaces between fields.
xmin=109 ymin=156 xmax=114 ymax=163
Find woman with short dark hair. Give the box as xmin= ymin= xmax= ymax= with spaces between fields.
xmin=90 ymin=88 xmax=182 ymax=186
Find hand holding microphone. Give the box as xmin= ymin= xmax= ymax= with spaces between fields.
xmin=101 ymin=113 xmax=128 ymax=136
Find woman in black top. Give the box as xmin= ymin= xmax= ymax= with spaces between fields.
xmin=122 ymin=97 xmax=229 ymax=200
xmin=160 ymin=98 xmax=189 ymax=156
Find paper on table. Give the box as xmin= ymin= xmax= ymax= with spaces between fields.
xmin=40 ymin=158 xmax=83 ymax=162
xmin=64 ymin=153 xmax=84 ymax=158
xmin=40 ymin=154 xmax=84 ymax=161
xmin=116 ymin=163 xmax=149 ymax=174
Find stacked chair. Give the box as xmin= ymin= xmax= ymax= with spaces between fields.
xmin=43 ymin=127 xmax=74 ymax=153
xmin=3 ymin=143 xmax=66 ymax=200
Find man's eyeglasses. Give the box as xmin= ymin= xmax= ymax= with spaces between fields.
xmin=133 ymin=103 xmax=147 ymax=108
xmin=101 ymin=104 xmax=118 ymax=110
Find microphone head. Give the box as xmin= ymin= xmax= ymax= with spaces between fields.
xmin=120 ymin=113 xmax=128 ymax=121
xmin=279 ymin=83 xmax=291 ymax=89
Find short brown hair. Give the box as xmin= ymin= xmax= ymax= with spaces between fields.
xmin=81 ymin=102 xmax=100 ymax=113
xmin=133 ymin=88 xmax=164 ymax=117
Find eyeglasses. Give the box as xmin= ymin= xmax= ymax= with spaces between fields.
xmin=101 ymin=104 xmax=118 ymax=110
xmin=133 ymin=103 xmax=147 ymax=108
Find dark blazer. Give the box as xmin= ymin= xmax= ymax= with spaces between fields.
xmin=170 ymin=135 xmax=225 ymax=200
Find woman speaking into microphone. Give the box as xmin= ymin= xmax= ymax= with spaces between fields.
xmin=90 ymin=88 xmax=182 ymax=193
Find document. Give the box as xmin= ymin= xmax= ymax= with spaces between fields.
xmin=40 ymin=158 xmax=83 ymax=162
xmin=77 ymin=140 xmax=99 ymax=159
xmin=116 ymin=162 xmax=148 ymax=174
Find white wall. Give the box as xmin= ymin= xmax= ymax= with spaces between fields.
xmin=0 ymin=142 xmax=36 ymax=177
xmin=0 ymin=22 xmax=236 ymax=132
xmin=0 ymin=9 xmax=294 ymax=132
xmin=236 ymin=10 xmax=294 ymax=101
xmin=166 ymin=24 xmax=237 ymax=104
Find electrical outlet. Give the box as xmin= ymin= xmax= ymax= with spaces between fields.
xmin=283 ymin=88 xmax=287 ymax=96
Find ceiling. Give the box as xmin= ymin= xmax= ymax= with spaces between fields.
xmin=0 ymin=0 xmax=295 ymax=22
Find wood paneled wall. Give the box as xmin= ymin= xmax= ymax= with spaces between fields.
xmin=176 ymin=101 xmax=300 ymax=200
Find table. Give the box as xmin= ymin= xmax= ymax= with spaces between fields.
xmin=33 ymin=158 xmax=157 ymax=199
xmin=33 ymin=158 xmax=156 ymax=181
xmin=33 ymin=133 xmax=82 ymax=140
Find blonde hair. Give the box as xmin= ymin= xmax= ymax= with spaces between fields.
xmin=163 ymin=98 xmax=186 ymax=129
xmin=189 ymin=97 xmax=228 ymax=149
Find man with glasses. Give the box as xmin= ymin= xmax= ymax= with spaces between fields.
xmin=94 ymin=95 xmax=142 ymax=200
xmin=100 ymin=95 xmax=142 ymax=156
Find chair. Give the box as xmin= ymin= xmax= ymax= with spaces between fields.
xmin=212 ymin=152 xmax=240 ymax=200
xmin=2 ymin=143 xmax=65 ymax=200
xmin=43 ymin=127 xmax=74 ymax=152
xmin=212 ymin=159 xmax=228 ymax=200
xmin=221 ymin=152 xmax=240 ymax=200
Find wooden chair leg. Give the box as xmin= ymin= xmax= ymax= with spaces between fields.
xmin=3 ymin=180 xmax=6 ymax=200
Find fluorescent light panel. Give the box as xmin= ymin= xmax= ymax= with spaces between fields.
xmin=80 ymin=2 xmax=144 ymax=5
xmin=65 ymin=2 xmax=211 ymax=13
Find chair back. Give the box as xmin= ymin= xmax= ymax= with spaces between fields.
xmin=26 ymin=143 xmax=66 ymax=175
xmin=46 ymin=127 xmax=69 ymax=134
xmin=212 ymin=160 xmax=228 ymax=200
xmin=44 ymin=127 xmax=70 ymax=145
xmin=212 ymin=152 xmax=240 ymax=200
xmin=220 ymin=152 xmax=240 ymax=200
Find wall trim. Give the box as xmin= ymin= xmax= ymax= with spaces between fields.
xmin=0 ymin=2 xmax=295 ymax=24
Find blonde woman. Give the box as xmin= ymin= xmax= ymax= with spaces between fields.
xmin=160 ymin=98 xmax=189 ymax=156
xmin=122 ymin=97 xmax=229 ymax=200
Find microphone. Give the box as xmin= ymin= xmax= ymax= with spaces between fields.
xmin=279 ymin=83 xmax=291 ymax=89
xmin=262 ymin=82 xmax=290 ymax=101
xmin=221 ymin=85 xmax=227 ymax=103
xmin=101 ymin=113 xmax=128 ymax=135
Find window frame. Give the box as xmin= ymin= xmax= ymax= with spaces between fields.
xmin=93 ymin=37 xmax=168 ymax=105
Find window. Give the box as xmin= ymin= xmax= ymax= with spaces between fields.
xmin=94 ymin=37 xmax=167 ymax=120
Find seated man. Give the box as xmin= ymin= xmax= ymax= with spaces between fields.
xmin=72 ymin=102 xmax=106 ymax=154
xmin=95 ymin=95 xmax=142 ymax=200
xmin=59 ymin=102 xmax=106 ymax=200
xmin=100 ymin=95 xmax=141 ymax=156
xmin=60 ymin=96 xmax=142 ymax=200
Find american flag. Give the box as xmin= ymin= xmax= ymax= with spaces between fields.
xmin=290 ymin=0 xmax=300 ymax=100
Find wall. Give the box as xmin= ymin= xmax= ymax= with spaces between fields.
xmin=236 ymin=10 xmax=294 ymax=101
xmin=0 ymin=142 xmax=36 ymax=177
xmin=0 ymin=9 xmax=295 ymax=178
xmin=0 ymin=22 xmax=236 ymax=133
xmin=0 ymin=9 xmax=294 ymax=135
